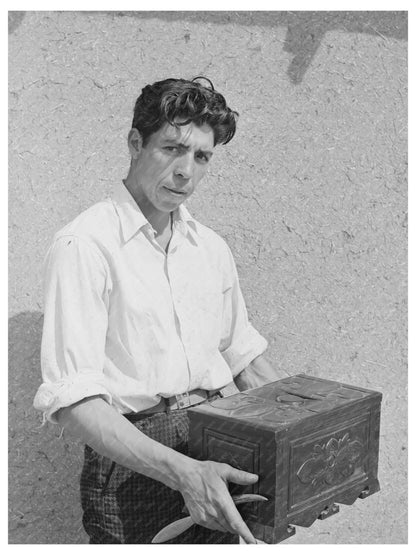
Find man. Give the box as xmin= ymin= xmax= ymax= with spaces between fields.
xmin=34 ymin=77 xmax=283 ymax=544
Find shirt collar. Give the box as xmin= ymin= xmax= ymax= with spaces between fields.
xmin=176 ymin=204 xmax=200 ymax=237
xmin=112 ymin=181 xmax=200 ymax=243
xmin=111 ymin=181 xmax=151 ymax=243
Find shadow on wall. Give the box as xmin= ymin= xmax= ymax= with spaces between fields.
xmin=8 ymin=11 xmax=25 ymax=34
xmin=124 ymin=11 xmax=408 ymax=84
xmin=8 ymin=11 xmax=407 ymax=84
xmin=9 ymin=311 xmax=86 ymax=543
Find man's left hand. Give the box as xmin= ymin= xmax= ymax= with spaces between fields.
xmin=234 ymin=353 xmax=288 ymax=391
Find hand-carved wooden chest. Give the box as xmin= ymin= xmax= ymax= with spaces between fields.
xmin=188 ymin=374 xmax=381 ymax=543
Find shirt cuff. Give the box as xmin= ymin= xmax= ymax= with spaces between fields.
xmin=221 ymin=324 xmax=268 ymax=378
xmin=33 ymin=373 xmax=112 ymax=424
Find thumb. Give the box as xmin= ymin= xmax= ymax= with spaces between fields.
xmin=224 ymin=466 xmax=259 ymax=485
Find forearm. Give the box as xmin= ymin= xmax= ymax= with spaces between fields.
xmin=57 ymin=396 xmax=194 ymax=491
xmin=234 ymin=353 xmax=287 ymax=391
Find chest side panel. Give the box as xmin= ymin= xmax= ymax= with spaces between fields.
xmin=288 ymin=413 xmax=369 ymax=510
xmin=188 ymin=412 xmax=277 ymax=523
xmin=283 ymin=398 xmax=381 ymax=528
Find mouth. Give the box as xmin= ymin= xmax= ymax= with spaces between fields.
xmin=163 ymin=187 xmax=187 ymax=196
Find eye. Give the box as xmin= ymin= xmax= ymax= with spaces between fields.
xmin=196 ymin=152 xmax=210 ymax=163
xmin=164 ymin=146 xmax=178 ymax=152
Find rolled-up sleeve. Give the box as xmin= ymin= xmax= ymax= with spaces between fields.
xmin=33 ymin=235 xmax=113 ymax=423
xmin=219 ymin=245 xmax=268 ymax=377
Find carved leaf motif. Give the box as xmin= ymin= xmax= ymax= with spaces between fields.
xmin=231 ymin=405 xmax=276 ymax=418
xmin=210 ymin=395 xmax=261 ymax=410
xmin=297 ymin=433 xmax=364 ymax=487
xmin=297 ymin=454 xmax=328 ymax=485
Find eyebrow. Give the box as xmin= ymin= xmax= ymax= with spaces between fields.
xmin=163 ymin=139 xmax=213 ymax=156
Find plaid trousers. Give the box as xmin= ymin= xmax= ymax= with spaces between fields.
xmin=80 ymin=410 xmax=239 ymax=544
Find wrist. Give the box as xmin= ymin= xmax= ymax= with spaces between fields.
xmin=162 ymin=451 xmax=200 ymax=492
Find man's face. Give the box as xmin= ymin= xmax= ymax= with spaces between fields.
xmin=130 ymin=120 xmax=215 ymax=214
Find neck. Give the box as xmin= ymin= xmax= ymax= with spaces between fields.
xmin=123 ymin=175 xmax=171 ymax=236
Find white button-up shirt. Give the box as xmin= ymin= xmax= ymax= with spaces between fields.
xmin=33 ymin=182 xmax=268 ymax=423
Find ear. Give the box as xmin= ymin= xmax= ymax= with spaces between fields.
xmin=127 ymin=128 xmax=143 ymax=159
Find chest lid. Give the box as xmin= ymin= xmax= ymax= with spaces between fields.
xmin=190 ymin=374 xmax=382 ymax=430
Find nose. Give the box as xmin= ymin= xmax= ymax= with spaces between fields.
xmin=174 ymin=153 xmax=193 ymax=180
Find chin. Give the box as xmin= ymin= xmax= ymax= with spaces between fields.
xmin=158 ymin=200 xmax=184 ymax=211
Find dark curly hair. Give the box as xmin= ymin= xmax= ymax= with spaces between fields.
xmin=131 ymin=77 xmax=238 ymax=147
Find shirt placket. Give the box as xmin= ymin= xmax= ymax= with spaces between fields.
xmin=147 ymin=223 xmax=193 ymax=391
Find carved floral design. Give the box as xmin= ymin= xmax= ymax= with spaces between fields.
xmin=297 ymin=433 xmax=363 ymax=487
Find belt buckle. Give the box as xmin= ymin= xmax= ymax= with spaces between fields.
xmin=175 ymin=391 xmax=192 ymax=409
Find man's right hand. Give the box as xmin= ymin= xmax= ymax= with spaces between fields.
xmin=177 ymin=459 xmax=259 ymax=544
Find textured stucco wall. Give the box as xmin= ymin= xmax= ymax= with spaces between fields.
xmin=9 ymin=11 xmax=407 ymax=544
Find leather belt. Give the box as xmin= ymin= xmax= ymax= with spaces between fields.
xmin=124 ymin=388 xmax=223 ymax=423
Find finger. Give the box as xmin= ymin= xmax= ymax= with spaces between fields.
xmin=197 ymin=516 xmax=231 ymax=535
xmin=220 ymin=501 xmax=257 ymax=544
xmin=222 ymin=465 xmax=259 ymax=486
xmin=211 ymin=511 xmax=239 ymax=536
xmin=211 ymin=520 xmax=231 ymax=534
